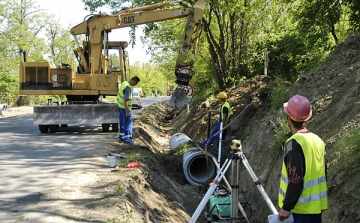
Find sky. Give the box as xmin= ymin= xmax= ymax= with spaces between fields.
xmin=36 ymin=0 xmax=151 ymax=64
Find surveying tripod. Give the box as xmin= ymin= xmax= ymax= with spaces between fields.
xmin=189 ymin=140 xmax=278 ymax=223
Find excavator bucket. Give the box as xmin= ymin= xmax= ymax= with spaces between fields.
xmin=170 ymin=87 xmax=191 ymax=107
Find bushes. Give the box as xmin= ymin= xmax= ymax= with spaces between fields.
xmin=270 ymin=78 xmax=292 ymax=112
xmin=269 ymin=117 xmax=291 ymax=157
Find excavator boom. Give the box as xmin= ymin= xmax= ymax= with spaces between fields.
xmin=19 ymin=0 xmax=206 ymax=133
xmin=70 ymin=0 xmax=206 ymax=107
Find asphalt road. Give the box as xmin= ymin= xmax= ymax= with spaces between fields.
xmin=132 ymin=96 xmax=170 ymax=117
xmin=0 ymin=96 xmax=169 ymax=222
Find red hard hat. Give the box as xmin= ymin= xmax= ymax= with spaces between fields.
xmin=283 ymin=95 xmax=312 ymax=122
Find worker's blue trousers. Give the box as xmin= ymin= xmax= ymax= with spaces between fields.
xmin=118 ymin=107 xmax=133 ymax=143
xmin=293 ymin=213 xmax=322 ymax=223
xmin=201 ymin=121 xmax=221 ymax=145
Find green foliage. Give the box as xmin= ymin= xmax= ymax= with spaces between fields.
xmin=174 ymin=143 xmax=191 ymax=156
xmin=118 ymin=152 xmax=140 ymax=168
xmin=169 ymin=143 xmax=193 ymax=167
xmin=269 ymin=117 xmax=291 ymax=157
xmin=115 ymin=185 xmax=124 ymax=195
xmin=45 ymin=21 xmax=77 ymax=66
xmin=0 ymin=0 xmax=76 ymax=106
xmin=295 ymin=0 xmax=342 ymax=43
xmin=138 ymin=115 xmax=149 ymax=124
xmin=335 ymin=128 xmax=360 ymax=172
xmin=265 ymin=34 xmax=317 ymax=81
xmin=106 ymin=209 xmax=133 ymax=223
xmin=0 ymin=72 xmax=19 ymax=104
xmin=128 ymin=62 xmax=168 ymax=96
xmin=143 ymin=104 xmax=157 ymax=112
xmin=0 ymin=0 xmax=359 ymax=108
xmin=104 ymin=185 xmax=124 ymax=199
xmin=344 ymin=0 xmax=360 ymax=33
xmin=105 ymin=209 xmax=133 ymax=223
xmin=270 ymin=79 xmax=292 ymax=112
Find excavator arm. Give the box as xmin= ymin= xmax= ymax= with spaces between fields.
xmin=70 ymin=0 xmax=206 ymax=107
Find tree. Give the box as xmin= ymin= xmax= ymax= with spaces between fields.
xmin=0 ymin=0 xmax=80 ymax=105
xmin=45 ymin=22 xmax=77 ymax=67
xmin=80 ymin=0 xmax=359 ymax=97
xmin=343 ymin=0 xmax=360 ymax=32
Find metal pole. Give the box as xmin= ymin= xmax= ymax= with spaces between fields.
xmin=230 ymin=158 xmax=237 ymax=222
xmin=207 ymin=110 xmax=211 ymax=138
xmin=239 ymin=152 xmax=278 ymax=214
xmin=217 ymin=122 xmax=223 ymax=167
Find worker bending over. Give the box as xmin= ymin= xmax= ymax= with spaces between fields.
xmin=116 ymin=76 xmax=140 ymax=143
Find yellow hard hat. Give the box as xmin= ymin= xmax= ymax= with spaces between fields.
xmin=217 ymin=92 xmax=227 ymax=99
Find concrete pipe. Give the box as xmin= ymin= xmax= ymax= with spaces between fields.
xmin=0 ymin=103 xmax=8 ymax=116
xmin=169 ymin=133 xmax=217 ymax=187
xmin=169 ymin=133 xmax=191 ymax=149
xmin=183 ymin=148 xmax=217 ymax=186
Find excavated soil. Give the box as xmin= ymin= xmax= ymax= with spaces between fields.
xmin=113 ymin=34 xmax=360 ymax=223
xmin=3 ymin=34 xmax=360 ymax=223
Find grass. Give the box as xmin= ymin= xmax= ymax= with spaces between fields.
xmin=106 ymin=209 xmax=133 ymax=223
xmin=104 ymin=185 xmax=125 ymax=198
xmin=118 ymin=152 xmax=141 ymax=168
xmin=168 ymin=143 xmax=193 ymax=166
xmin=270 ymin=79 xmax=291 ymax=112
xmin=138 ymin=115 xmax=148 ymax=124
xmin=335 ymin=128 xmax=360 ymax=171
xmin=269 ymin=117 xmax=291 ymax=157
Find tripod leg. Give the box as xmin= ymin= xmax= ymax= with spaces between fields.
xmin=188 ymin=157 xmax=233 ymax=223
xmin=212 ymin=156 xmax=250 ymax=223
xmin=211 ymin=156 xmax=231 ymax=189
xmin=239 ymin=152 xmax=278 ymax=214
xmin=231 ymin=159 xmax=238 ymax=221
xmin=232 ymin=158 xmax=251 ymax=223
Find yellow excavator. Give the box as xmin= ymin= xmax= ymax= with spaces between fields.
xmin=19 ymin=0 xmax=206 ymax=133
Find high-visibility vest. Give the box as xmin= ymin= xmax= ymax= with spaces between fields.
xmin=116 ymin=81 xmax=133 ymax=109
xmin=278 ymin=132 xmax=328 ymax=214
xmin=220 ymin=101 xmax=233 ymax=125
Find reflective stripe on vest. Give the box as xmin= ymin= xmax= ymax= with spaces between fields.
xmin=220 ymin=101 xmax=233 ymax=124
xmin=278 ymin=132 xmax=328 ymax=214
xmin=116 ymin=81 xmax=133 ymax=109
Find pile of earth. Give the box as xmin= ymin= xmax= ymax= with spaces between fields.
xmin=118 ymin=34 xmax=359 ymax=222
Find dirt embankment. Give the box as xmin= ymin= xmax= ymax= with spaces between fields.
xmin=131 ymin=34 xmax=360 ymax=222
xmin=3 ymin=35 xmax=360 ymax=223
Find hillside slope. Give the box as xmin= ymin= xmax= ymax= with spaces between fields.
xmin=162 ymin=34 xmax=360 ymax=222
xmin=72 ymin=34 xmax=359 ymax=223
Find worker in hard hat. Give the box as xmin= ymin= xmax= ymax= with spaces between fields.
xmin=201 ymin=91 xmax=233 ymax=146
xmin=278 ymin=95 xmax=328 ymax=223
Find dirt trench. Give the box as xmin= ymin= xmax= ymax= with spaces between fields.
xmin=112 ymin=34 xmax=360 ymax=223
xmin=3 ymin=34 xmax=360 ymax=223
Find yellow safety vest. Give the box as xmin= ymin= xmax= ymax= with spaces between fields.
xmin=278 ymin=132 xmax=328 ymax=214
xmin=116 ymin=81 xmax=133 ymax=110
xmin=220 ymin=101 xmax=233 ymax=125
